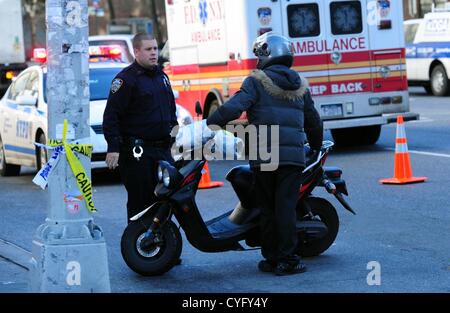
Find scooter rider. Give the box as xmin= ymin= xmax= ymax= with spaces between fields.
xmin=206 ymin=32 xmax=323 ymax=276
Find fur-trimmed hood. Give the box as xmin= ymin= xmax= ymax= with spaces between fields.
xmin=251 ymin=65 xmax=309 ymax=101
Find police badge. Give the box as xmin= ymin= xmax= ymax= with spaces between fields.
xmin=111 ymin=78 xmax=123 ymax=94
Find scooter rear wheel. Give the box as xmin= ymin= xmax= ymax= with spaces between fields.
xmin=296 ymin=197 xmax=339 ymax=257
xmin=121 ymin=215 xmax=182 ymax=276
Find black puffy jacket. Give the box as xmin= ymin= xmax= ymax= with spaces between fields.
xmin=207 ymin=64 xmax=323 ymax=168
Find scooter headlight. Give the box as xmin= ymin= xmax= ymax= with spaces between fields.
xmin=157 ymin=160 xmax=183 ymax=190
xmin=163 ymin=168 xmax=171 ymax=187
xmin=157 ymin=165 xmax=164 ymax=182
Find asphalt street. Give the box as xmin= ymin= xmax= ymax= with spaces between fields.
xmin=0 ymin=87 xmax=449 ymax=293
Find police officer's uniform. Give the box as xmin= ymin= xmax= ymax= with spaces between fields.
xmin=103 ymin=61 xmax=178 ymax=221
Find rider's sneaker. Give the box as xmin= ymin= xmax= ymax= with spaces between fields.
xmin=258 ymin=260 xmax=277 ymax=273
xmin=274 ymin=261 xmax=307 ymax=276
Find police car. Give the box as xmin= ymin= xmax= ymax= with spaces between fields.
xmin=404 ymin=10 xmax=450 ymax=96
xmin=89 ymin=35 xmax=135 ymax=63
xmin=0 ymin=60 xmax=193 ymax=176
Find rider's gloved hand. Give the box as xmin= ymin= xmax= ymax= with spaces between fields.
xmin=201 ymin=119 xmax=216 ymax=143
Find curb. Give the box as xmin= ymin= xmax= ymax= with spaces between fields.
xmin=0 ymin=239 xmax=31 ymax=270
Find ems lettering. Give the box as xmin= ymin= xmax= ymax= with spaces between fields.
xmin=182 ymin=297 xmax=216 ymax=311
xmin=226 ymin=297 xmax=268 ymax=308
xmin=331 ymin=82 xmax=363 ymax=94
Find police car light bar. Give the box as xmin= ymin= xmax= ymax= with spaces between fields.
xmin=88 ymin=45 xmax=122 ymax=59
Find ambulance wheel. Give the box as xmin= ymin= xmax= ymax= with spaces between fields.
xmin=430 ymin=65 xmax=450 ymax=97
xmin=331 ymin=125 xmax=380 ymax=146
xmin=207 ymin=99 xmax=220 ymax=118
xmin=36 ymin=133 xmax=48 ymax=171
xmin=121 ymin=216 xmax=182 ymax=276
xmin=0 ymin=134 xmax=21 ymax=177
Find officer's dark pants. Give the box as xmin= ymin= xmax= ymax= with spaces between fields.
xmin=118 ymin=145 xmax=173 ymax=222
xmin=253 ymin=165 xmax=303 ymax=265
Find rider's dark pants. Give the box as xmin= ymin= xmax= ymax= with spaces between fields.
xmin=253 ymin=165 xmax=304 ymax=265
xmin=118 ymin=145 xmax=173 ymax=223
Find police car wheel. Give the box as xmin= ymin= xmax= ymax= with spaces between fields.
xmin=430 ymin=65 xmax=450 ymax=97
xmin=296 ymin=197 xmax=339 ymax=257
xmin=121 ymin=216 xmax=182 ymax=276
xmin=36 ymin=133 xmax=48 ymax=171
xmin=0 ymin=134 xmax=21 ymax=177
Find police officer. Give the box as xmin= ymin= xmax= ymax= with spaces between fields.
xmin=206 ymin=32 xmax=323 ymax=276
xmin=103 ymin=33 xmax=178 ymax=222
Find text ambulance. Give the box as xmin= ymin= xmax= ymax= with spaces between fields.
xmin=164 ymin=0 xmax=419 ymax=145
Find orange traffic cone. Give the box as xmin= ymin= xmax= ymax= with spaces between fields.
xmin=198 ymin=161 xmax=224 ymax=189
xmin=379 ymin=116 xmax=427 ymax=184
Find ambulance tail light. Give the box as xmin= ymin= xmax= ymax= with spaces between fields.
xmin=391 ymin=96 xmax=403 ymax=104
xmin=369 ymin=96 xmax=403 ymax=106
xmin=378 ymin=20 xmax=392 ymax=30
xmin=33 ymin=48 xmax=47 ymax=63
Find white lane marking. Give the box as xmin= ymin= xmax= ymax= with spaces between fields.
xmin=385 ymin=148 xmax=450 ymax=158
xmin=409 ymin=117 xmax=434 ymax=123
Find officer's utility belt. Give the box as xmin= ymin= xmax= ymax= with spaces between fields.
xmin=120 ymin=137 xmax=171 ymax=161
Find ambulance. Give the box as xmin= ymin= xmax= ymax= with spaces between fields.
xmin=164 ymin=0 xmax=419 ymax=145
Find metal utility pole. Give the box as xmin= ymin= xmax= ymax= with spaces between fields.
xmin=30 ymin=0 xmax=110 ymax=292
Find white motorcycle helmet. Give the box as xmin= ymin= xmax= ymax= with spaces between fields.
xmin=252 ymin=32 xmax=294 ymax=70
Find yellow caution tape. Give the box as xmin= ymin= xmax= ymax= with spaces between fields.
xmin=51 ymin=119 xmax=96 ymax=213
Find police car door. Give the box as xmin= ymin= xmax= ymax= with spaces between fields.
xmin=280 ymin=1 xmax=331 ymax=105
xmin=2 ymin=71 xmax=34 ymax=164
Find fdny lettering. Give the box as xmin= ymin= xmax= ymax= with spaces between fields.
xmin=293 ymin=37 xmax=366 ymax=54
xmin=331 ymin=82 xmax=364 ymax=93
xmin=184 ymin=0 xmax=225 ymax=24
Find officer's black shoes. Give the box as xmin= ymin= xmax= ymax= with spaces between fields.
xmin=175 ymin=258 xmax=182 ymax=266
xmin=258 ymin=259 xmax=277 ymax=273
xmin=274 ymin=261 xmax=307 ymax=276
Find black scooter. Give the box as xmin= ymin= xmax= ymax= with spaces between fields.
xmin=120 ymin=140 xmax=355 ymax=276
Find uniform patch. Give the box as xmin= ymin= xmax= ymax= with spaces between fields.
xmin=110 ymin=78 xmax=123 ymax=94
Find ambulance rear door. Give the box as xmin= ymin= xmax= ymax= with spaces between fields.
xmin=280 ymin=0 xmax=331 ymax=102
xmin=323 ymin=0 xmax=374 ymax=119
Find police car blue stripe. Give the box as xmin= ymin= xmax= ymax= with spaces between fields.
xmin=4 ymin=144 xmax=35 ymax=155
xmin=406 ymin=42 xmax=450 ymax=59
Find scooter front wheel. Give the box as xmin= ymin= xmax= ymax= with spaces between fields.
xmin=121 ymin=215 xmax=182 ymax=276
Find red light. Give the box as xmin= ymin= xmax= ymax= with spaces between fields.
xmin=167 ymin=0 xmax=173 ymax=5
xmin=33 ymin=48 xmax=47 ymax=63
xmin=108 ymin=46 xmax=122 ymax=58
xmin=89 ymin=45 xmax=122 ymax=60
